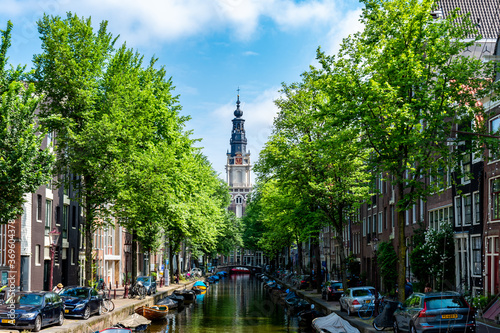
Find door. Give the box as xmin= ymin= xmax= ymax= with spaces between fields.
xmin=20 ymin=256 xmax=29 ymax=291
xmin=43 ymin=261 xmax=50 ymax=291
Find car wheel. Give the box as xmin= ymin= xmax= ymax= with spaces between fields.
xmin=33 ymin=315 xmax=42 ymax=332
xmin=393 ymin=320 xmax=400 ymax=333
xmin=347 ymin=306 xmax=352 ymax=316
xmin=83 ymin=306 xmax=90 ymax=320
xmin=57 ymin=311 xmax=64 ymax=326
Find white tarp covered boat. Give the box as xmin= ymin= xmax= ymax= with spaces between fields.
xmin=312 ymin=312 xmax=360 ymax=333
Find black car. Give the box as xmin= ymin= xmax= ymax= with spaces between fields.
xmin=393 ymin=292 xmax=476 ymax=333
xmin=136 ymin=276 xmax=157 ymax=295
xmin=322 ymin=281 xmax=343 ymax=301
xmin=0 ymin=291 xmax=64 ymax=332
xmin=60 ymin=286 xmax=102 ymax=319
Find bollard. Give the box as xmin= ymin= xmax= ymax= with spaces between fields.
xmin=114 ymin=289 xmax=116 ymax=299
xmin=124 ymin=284 xmax=128 ymax=298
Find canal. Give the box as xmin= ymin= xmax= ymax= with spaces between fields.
xmin=149 ymin=274 xmax=311 ymax=332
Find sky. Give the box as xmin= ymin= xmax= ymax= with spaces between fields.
xmin=1 ymin=0 xmax=364 ymax=182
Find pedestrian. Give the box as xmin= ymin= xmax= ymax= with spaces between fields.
xmin=404 ymin=278 xmax=413 ymax=299
xmin=424 ymin=283 xmax=432 ymax=293
xmin=175 ymin=271 xmax=179 ymax=284
xmin=53 ymin=283 xmax=63 ymax=294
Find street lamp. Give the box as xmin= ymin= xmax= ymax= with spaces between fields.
xmin=48 ymin=228 xmax=61 ymax=291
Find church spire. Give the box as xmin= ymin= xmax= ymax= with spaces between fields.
xmin=228 ymin=92 xmax=247 ymax=158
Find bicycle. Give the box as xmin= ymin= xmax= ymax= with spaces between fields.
xmin=373 ymin=299 xmax=400 ymax=331
xmin=128 ymin=281 xmax=147 ymax=300
xmin=101 ymin=293 xmax=115 ymax=313
xmin=358 ymin=300 xmax=375 ymax=320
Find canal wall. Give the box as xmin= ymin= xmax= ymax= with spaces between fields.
xmin=42 ymin=281 xmax=197 ymax=333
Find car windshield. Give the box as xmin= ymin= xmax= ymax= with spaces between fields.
xmin=60 ymin=288 xmax=89 ymax=298
xmin=7 ymin=294 xmax=43 ymax=305
xmin=426 ymin=296 xmax=467 ymax=310
xmin=137 ymin=277 xmax=150 ymax=286
xmin=353 ymin=289 xmax=375 ymax=297
xmin=331 ymin=283 xmax=343 ymax=289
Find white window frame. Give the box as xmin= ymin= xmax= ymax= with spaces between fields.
xmin=473 ymin=191 xmax=481 ymax=225
xmin=471 ymin=235 xmax=482 ymax=277
xmin=363 ymin=218 xmax=366 ymax=236
xmin=463 ymin=194 xmax=472 ymax=226
xmin=489 ymin=116 xmax=500 ymax=162
xmin=455 ymin=196 xmax=462 ymax=227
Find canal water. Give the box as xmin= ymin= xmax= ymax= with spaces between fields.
xmin=149 ymin=274 xmax=311 ymax=332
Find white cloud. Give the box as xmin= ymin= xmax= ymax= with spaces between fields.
xmin=4 ymin=0 xmax=345 ymax=46
xmin=243 ymin=51 xmax=259 ymax=56
xmin=324 ymin=8 xmax=364 ymax=56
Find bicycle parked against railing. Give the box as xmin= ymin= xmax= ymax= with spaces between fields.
xmin=128 ymin=281 xmax=147 ymax=300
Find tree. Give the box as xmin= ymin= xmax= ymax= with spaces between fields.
xmin=0 ymin=21 xmax=54 ymax=224
xmin=376 ymin=241 xmax=398 ymax=294
xmin=317 ymin=0 xmax=499 ymax=302
xmin=256 ymin=71 xmax=370 ymax=292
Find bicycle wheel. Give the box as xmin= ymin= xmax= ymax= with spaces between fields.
xmin=139 ymin=286 xmax=146 ymax=299
xmin=358 ymin=304 xmax=374 ymax=320
xmin=103 ymin=298 xmax=115 ymax=312
xmin=373 ymin=320 xmax=388 ymax=331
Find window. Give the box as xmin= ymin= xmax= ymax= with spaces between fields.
xmin=45 ymin=200 xmax=52 ymax=235
xmin=35 ymin=245 xmax=41 ymax=265
xmin=72 ymin=206 xmax=77 ymax=229
xmin=472 ymin=236 xmax=481 ymax=275
xmin=363 ymin=218 xmax=366 ymax=236
xmin=412 ymin=204 xmax=416 ymax=224
xmin=378 ymin=212 xmax=383 ymax=233
xmin=373 ymin=214 xmax=377 ymax=233
xmin=429 ymin=206 xmax=453 ymax=231
xmin=37 ymin=195 xmax=42 ymax=221
xmin=367 ymin=216 xmax=371 ymax=237
xmin=490 ymin=117 xmax=500 ymax=161
xmin=473 ymin=192 xmax=480 ymax=225
xmin=63 ymin=205 xmax=69 ymax=239
xmin=455 ymin=197 xmax=462 ymax=226
xmin=462 ymin=154 xmax=471 ymax=184
xmin=492 ymin=178 xmax=500 ymax=221
xmin=464 ymin=195 xmax=472 ymax=226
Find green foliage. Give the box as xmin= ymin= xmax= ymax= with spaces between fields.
xmin=376 ymin=242 xmax=398 ymax=292
xmin=0 ymin=21 xmax=54 ymax=224
xmin=410 ymin=222 xmax=455 ymax=289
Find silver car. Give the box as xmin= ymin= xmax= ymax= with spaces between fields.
xmin=339 ymin=286 xmax=379 ymax=316
xmin=393 ymin=292 xmax=476 ymax=333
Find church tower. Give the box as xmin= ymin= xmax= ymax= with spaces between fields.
xmin=226 ymin=93 xmax=252 ymax=218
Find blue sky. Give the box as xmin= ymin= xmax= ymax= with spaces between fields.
xmin=2 ymin=0 xmax=364 ymax=181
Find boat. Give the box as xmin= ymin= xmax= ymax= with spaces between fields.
xmin=115 ymin=313 xmax=151 ymax=332
xmin=312 ymin=312 xmax=360 ymax=333
xmin=157 ymin=296 xmax=179 ymax=309
xmin=166 ymin=293 xmax=185 ymax=307
xmin=217 ymin=271 xmax=228 ymax=277
xmin=173 ymin=289 xmax=196 ymax=301
xmin=232 ymin=267 xmax=251 ymax=273
xmin=191 ymin=281 xmax=207 ymax=294
xmin=134 ymin=305 xmax=168 ymax=320
xmin=98 ymin=328 xmax=133 ymax=333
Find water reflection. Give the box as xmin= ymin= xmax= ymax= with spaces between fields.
xmin=149 ymin=274 xmax=310 ymax=332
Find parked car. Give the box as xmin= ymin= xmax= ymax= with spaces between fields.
xmin=0 ymin=291 xmax=64 ymax=332
xmin=190 ymin=268 xmax=202 ymax=277
xmin=60 ymin=286 xmax=102 ymax=319
xmin=136 ymin=276 xmax=157 ymax=295
xmin=321 ymin=281 xmax=343 ymax=301
xmin=393 ymin=292 xmax=476 ymax=333
xmin=298 ymin=275 xmax=317 ymax=290
xmin=339 ymin=286 xmax=379 ymax=316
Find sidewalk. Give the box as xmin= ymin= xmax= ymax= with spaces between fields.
xmin=295 ymin=288 xmax=376 ymax=333
xmin=35 ymin=280 xmax=197 ymax=333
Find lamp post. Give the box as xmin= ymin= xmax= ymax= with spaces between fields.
xmin=48 ymin=228 xmax=61 ymax=291
xmin=371 ymin=237 xmax=379 ymax=289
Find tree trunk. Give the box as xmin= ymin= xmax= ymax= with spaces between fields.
xmin=132 ymin=230 xmax=137 ymax=285
xmin=397 ymin=182 xmax=407 ymax=303
xmin=315 ymin=234 xmax=322 ymax=294
xmin=84 ymin=209 xmax=93 ymax=287
xmin=297 ymin=242 xmax=303 ymax=274
xmin=169 ymin=243 xmax=174 ymax=281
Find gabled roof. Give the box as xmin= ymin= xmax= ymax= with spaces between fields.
xmin=438 ymin=0 xmax=500 ymax=39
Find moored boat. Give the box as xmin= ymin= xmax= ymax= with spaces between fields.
xmin=115 ymin=313 xmax=151 ymax=332
xmin=134 ymin=305 xmax=168 ymax=321
xmin=230 ymin=267 xmax=251 ymax=274
xmin=191 ymin=281 xmax=208 ymax=294
xmin=173 ymin=289 xmax=196 ymax=301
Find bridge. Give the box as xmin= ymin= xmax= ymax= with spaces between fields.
xmin=214 ymin=265 xmax=263 ymax=274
